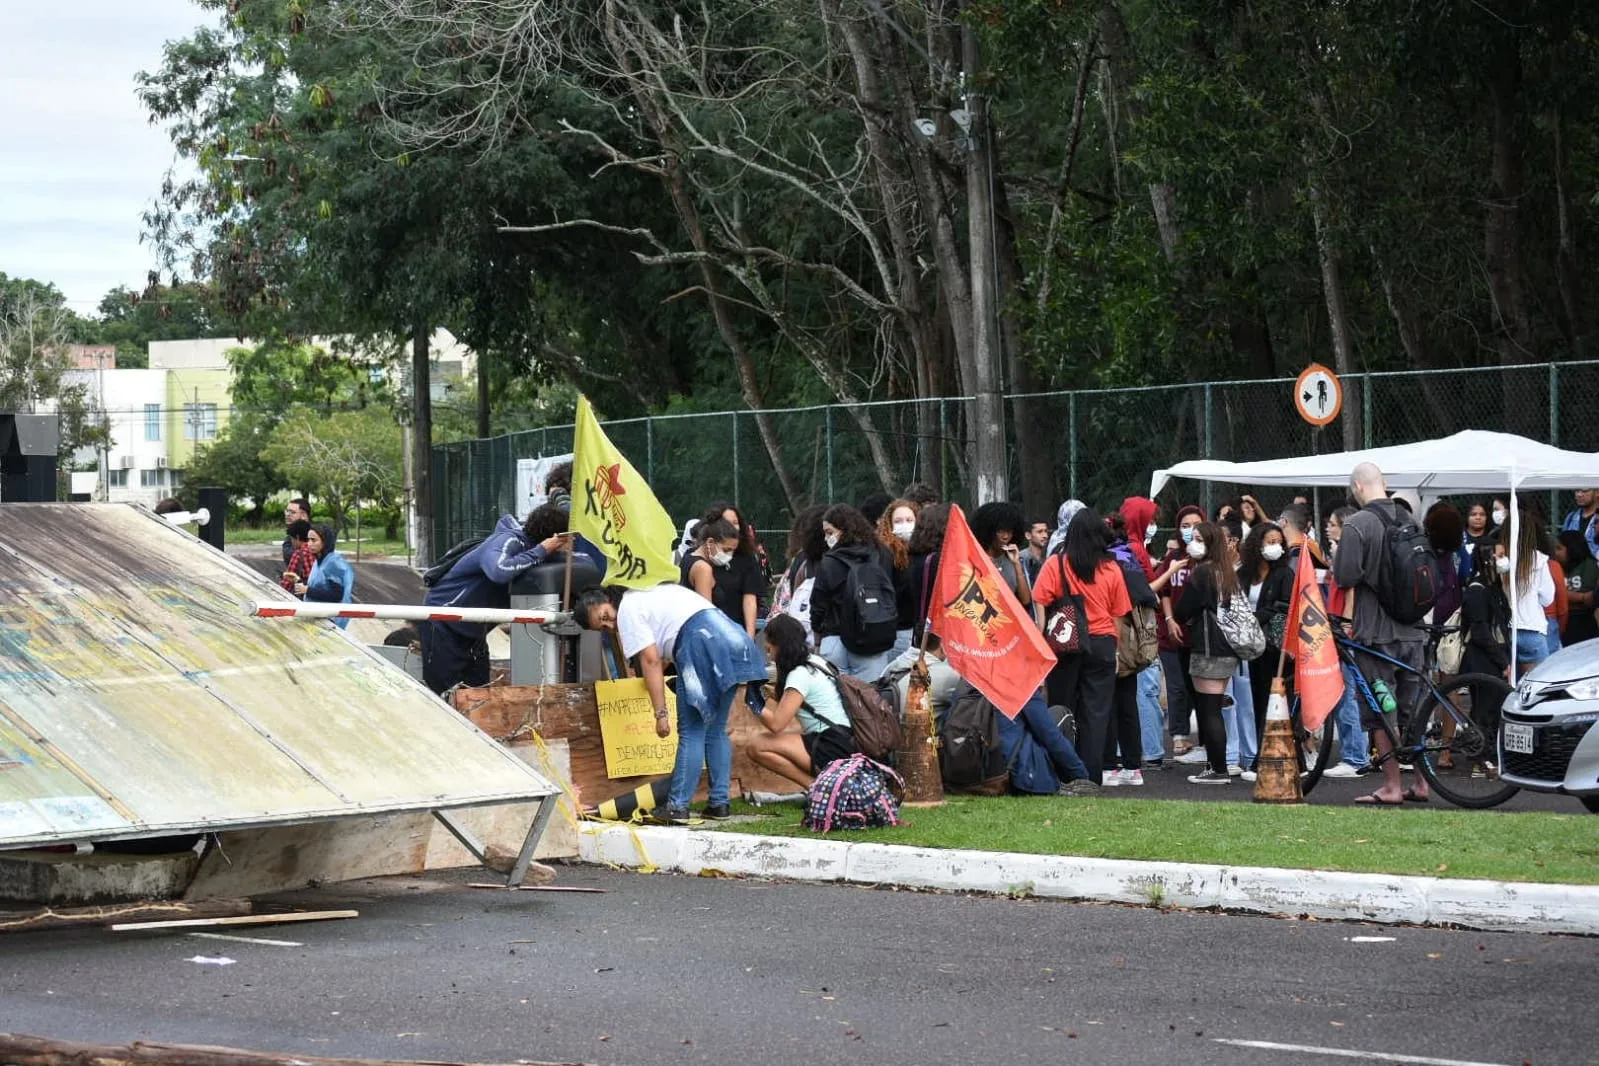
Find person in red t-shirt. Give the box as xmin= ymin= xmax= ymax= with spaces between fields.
xmin=1033 ymin=505 xmax=1132 ymax=784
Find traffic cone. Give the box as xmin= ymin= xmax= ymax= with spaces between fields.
xmin=1252 ymin=677 xmax=1303 ymax=804
xmin=898 ymin=656 xmax=944 ymax=806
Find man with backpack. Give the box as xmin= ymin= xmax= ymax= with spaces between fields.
xmin=418 ymin=505 xmax=575 ymax=694
xmin=810 ymin=504 xmax=900 ymax=682
xmin=1332 ymin=462 xmax=1433 ymax=806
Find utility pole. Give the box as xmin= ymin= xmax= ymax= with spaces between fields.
xmin=411 ymin=326 xmax=434 ymax=566
xmin=963 ymin=9 xmax=1008 ymax=505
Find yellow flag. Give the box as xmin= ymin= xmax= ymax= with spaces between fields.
xmin=571 ymin=395 xmax=678 ymax=589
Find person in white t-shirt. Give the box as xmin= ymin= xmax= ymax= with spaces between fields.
xmin=746 ymin=614 xmax=860 ymax=787
xmin=1499 ymin=508 xmax=1556 ymax=674
xmin=575 ymin=583 xmax=768 ymax=825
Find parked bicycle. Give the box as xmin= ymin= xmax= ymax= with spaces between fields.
xmin=1291 ymin=620 xmax=1517 ymax=808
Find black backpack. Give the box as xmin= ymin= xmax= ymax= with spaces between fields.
xmin=839 ymin=550 xmax=899 ymax=654
xmin=939 ymin=686 xmax=1009 ymax=795
xmin=1368 ymin=504 xmax=1440 ymax=625
xmin=421 ymin=536 xmax=486 ymax=587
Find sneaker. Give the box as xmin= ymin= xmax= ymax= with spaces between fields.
xmin=1187 ymin=769 xmax=1231 ymax=785
xmin=1356 ymin=763 xmax=1381 ymax=776
xmin=648 ymin=805 xmax=692 ymax=826
xmin=1101 ymin=771 xmax=1122 ymax=787
xmin=1227 ymin=763 xmax=1244 ymax=776
xmin=1239 ymin=770 xmax=1257 ymax=783
xmin=1059 ymin=778 xmax=1101 ymax=796
xmin=1121 ymin=769 xmax=1144 ymax=787
xmin=700 ymin=803 xmax=732 ymax=820
xmin=1143 ymin=759 xmax=1167 ymax=771
xmin=1174 ymin=748 xmax=1209 ymax=764
xmin=1322 ymin=762 xmax=1363 ymax=779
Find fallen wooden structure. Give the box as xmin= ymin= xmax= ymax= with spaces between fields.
xmin=451 ymin=681 xmax=799 ymax=812
xmin=0 ymin=898 xmax=251 ymax=936
xmin=0 ymin=1035 xmax=591 ymax=1066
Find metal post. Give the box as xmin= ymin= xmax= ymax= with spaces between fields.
xmin=1068 ymin=392 xmax=1079 ymax=503
xmin=938 ymin=399 xmax=949 ymax=500
xmin=646 ymin=416 xmax=655 ymax=484
xmin=731 ymin=412 xmax=741 ymax=507
xmin=825 ymin=405 xmax=836 ymax=503
xmin=1362 ymin=372 xmax=1374 ymax=448
xmin=1550 ymin=363 xmax=1560 ymax=523
xmin=1202 ymin=383 xmax=1215 ymax=515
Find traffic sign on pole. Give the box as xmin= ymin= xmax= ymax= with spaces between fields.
xmin=1294 ymin=363 xmax=1343 ymax=427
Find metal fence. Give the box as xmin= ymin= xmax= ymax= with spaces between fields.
xmin=432 ymin=360 xmax=1599 ymax=552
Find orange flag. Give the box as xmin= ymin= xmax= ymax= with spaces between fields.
xmin=1281 ymin=540 xmax=1345 ymax=731
xmin=929 ymin=505 xmax=1055 ymax=719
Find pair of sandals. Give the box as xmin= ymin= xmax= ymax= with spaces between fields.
xmin=1354 ymin=787 xmax=1429 ymax=806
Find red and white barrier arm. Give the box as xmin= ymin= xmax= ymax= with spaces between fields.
xmin=242 ymin=601 xmax=561 ymax=626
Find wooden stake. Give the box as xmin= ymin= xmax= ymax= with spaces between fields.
xmin=897 ymin=655 xmax=944 ymax=806
xmin=0 ymin=1035 xmax=591 ymax=1066
xmin=0 ymin=899 xmax=251 ymax=936
xmin=110 ymin=909 xmax=358 ymax=933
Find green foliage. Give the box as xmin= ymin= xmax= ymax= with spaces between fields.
xmin=176 ymin=414 xmax=285 ymax=517
xmin=227 ymin=340 xmax=386 ymax=418
xmin=88 ymin=283 xmax=226 ymax=369
xmin=0 ymin=273 xmax=111 ymax=473
xmin=261 ymin=405 xmax=403 ymax=529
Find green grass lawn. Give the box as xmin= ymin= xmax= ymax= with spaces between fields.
xmin=713 ymin=795 xmax=1599 ymax=885
xmin=227 ymin=526 xmax=411 ymax=558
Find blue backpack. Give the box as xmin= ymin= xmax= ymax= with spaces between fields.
xmin=803 ymin=754 xmax=904 ymax=832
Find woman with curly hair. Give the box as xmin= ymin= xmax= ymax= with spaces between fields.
xmin=876 ymin=498 xmax=921 ymax=655
xmin=906 ymin=502 xmax=950 ymax=644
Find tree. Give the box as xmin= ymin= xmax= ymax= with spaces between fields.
xmin=177 ymin=414 xmax=285 ymax=522
xmin=88 ymin=282 xmax=226 ymax=369
xmin=261 ymin=406 xmax=403 ymax=539
xmin=0 ymin=273 xmax=111 ymax=486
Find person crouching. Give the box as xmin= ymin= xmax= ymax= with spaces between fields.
xmin=746 ymin=613 xmax=860 ymax=788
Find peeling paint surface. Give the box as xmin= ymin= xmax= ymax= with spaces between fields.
xmin=0 ymin=504 xmax=553 ymax=847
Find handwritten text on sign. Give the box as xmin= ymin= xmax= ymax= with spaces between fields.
xmin=595 ymin=678 xmax=679 ymax=779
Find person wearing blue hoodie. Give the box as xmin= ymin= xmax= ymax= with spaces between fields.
xmin=419 ymin=505 xmax=572 ymax=694
xmin=298 ymin=523 xmax=356 ymax=628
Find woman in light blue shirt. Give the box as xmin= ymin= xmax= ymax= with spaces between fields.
xmin=299 ymin=523 xmax=356 ymax=628
xmin=748 ymin=614 xmax=859 ymax=787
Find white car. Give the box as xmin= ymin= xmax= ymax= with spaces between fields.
xmin=1500 ymin=638 xmax=1599 ymax=813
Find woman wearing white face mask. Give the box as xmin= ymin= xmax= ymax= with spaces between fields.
xmin=1155 ymin=504 xmax=1206 ymax=756
xmin=680 ymin=516 xmax=754 ymax=636
xmin=1238 ymin=522 xmax=1290 ymax=771
xmin=1171 ymin=522 xmax=1243 ymax=784
xmin=875 ymin=498 xmax=921 ymax=656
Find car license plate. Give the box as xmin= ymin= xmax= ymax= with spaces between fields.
xmin=1503 ymin=722 xmax=1535 ymax=755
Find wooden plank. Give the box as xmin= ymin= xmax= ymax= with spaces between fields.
xmin=465 ymin=884 xmax=606 ymax=893
xmin=0 ymin=1034 xmax=593 ymax=1066
xmin=0 ymin=898 xmax=251 ymax=935
xmin=110 ymin=909 xmax=357 ymax=932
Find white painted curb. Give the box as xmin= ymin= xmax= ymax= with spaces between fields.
xmin=576 ymin=823 xmax=1599 ymax=935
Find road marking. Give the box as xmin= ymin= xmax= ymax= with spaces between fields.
xmin=188 ymin=932 xmax=303 ymax=947
xmin=1212 ymin=1039 xmax=1512 ymax=1066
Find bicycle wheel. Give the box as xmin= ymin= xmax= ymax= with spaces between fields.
xmin=1404 ymin=673 xmax=1519 ymax=809
xmin=1291 ymin=695 xmax=1338 ymax=796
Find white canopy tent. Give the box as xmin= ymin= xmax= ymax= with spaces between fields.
xmin=1150 ymin=429 xmax=1599 ymax=684
xmin=1150 ymin=430 xmax=1599 ymax=499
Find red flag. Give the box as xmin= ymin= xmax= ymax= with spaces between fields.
xmin=1281 ymin=541 xmax=1344 ymax=731
xmin=928 ymin=505 xmax=1055 ymax=718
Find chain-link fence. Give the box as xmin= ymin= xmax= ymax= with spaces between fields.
xmin=433 ymin=360 xmax=1599 ymax=553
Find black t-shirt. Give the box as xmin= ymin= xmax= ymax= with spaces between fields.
xmin=679 ymin=551 xmax=762 ymax=630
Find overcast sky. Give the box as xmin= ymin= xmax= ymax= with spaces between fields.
xmin=0 ymin=2 xmax=211 ymax=314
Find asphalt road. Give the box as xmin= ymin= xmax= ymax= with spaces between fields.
xmin=2 ymin=868 xmax=1594 ymax=1066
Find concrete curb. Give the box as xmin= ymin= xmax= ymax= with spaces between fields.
xmin=576 ymin=823 xmax=1599 ymax=935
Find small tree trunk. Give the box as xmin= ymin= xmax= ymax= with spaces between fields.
xmin=1310 ymin=182 xmax=1360 ymax=450
xmin=410 ymin=325 xmax=434 ymax=566
xmin=476 ymin=353 xmax=491 ymax=439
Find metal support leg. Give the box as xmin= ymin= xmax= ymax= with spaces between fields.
xmin=505 ymin=796 xmax=557 ymax=888
xmin=433 ymin=809 xmax=489 ymax=864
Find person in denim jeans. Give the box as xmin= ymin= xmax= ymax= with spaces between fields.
xmin=576 ymin=584 xmax=769 ymax=825
xmin=1137 ymin=663 xmax=1166 ymax=764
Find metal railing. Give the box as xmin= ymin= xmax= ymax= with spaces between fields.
xmin=433 ymin=361 xmax=1599 ymax=551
